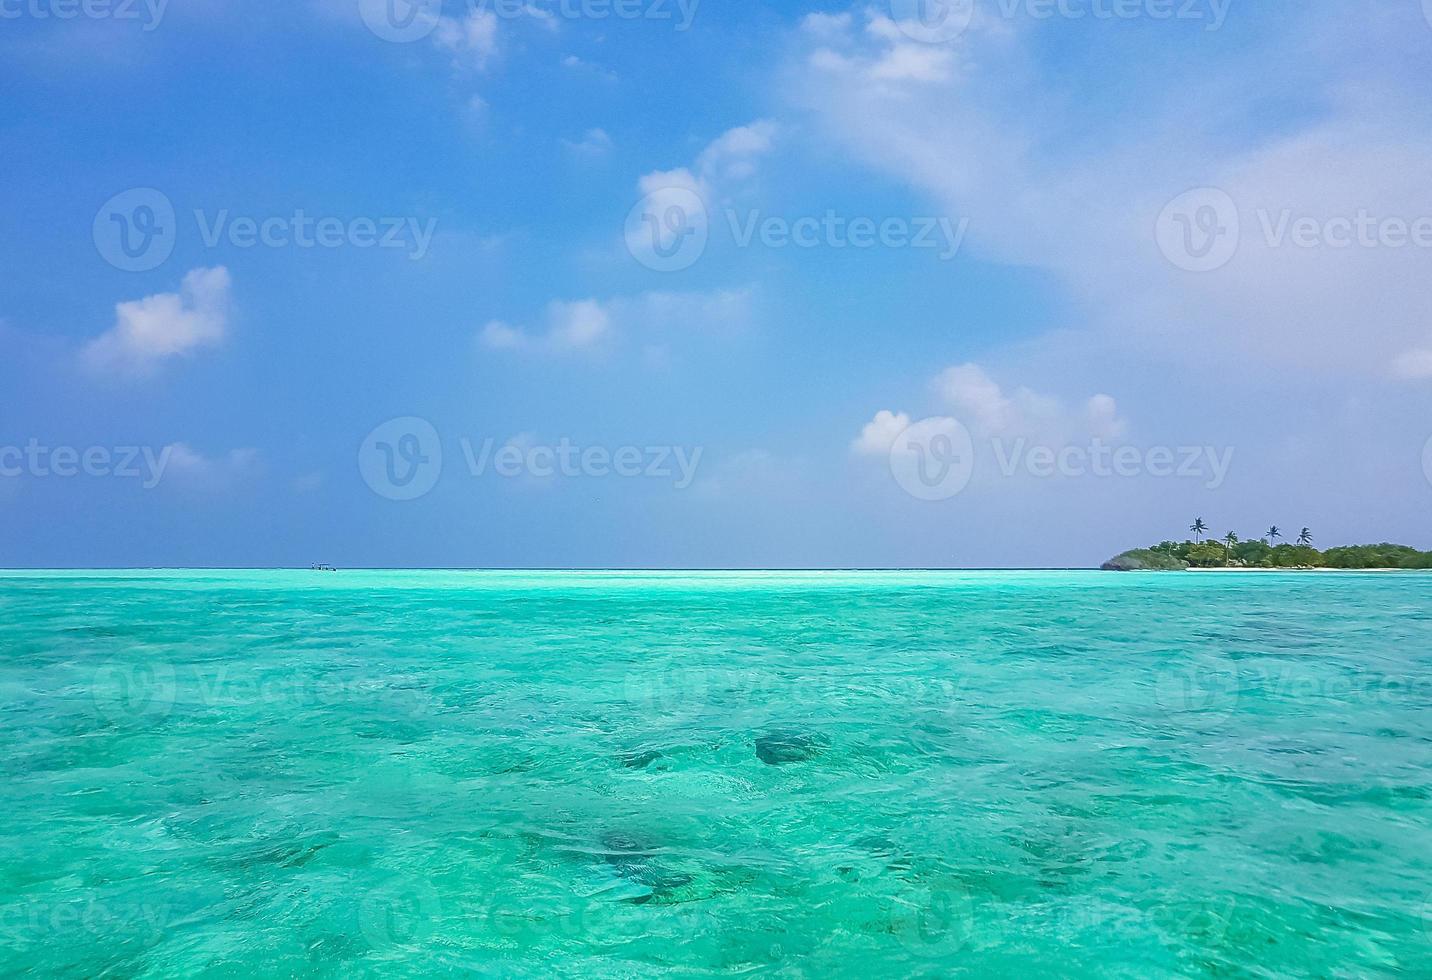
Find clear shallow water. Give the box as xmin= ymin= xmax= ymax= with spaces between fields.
xmin=2 ymin=569 xmax=1431 ymax=977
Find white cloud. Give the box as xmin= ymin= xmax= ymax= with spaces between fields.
xmin=478 ymin=287 xmax=756 ymax=355
xmin=851 ymin=409 xmax=912 ymax=456
xmin=799 ymin=11 xmax=853 ymax=41
xmin=786 ymin=8 xmax=1432 ymax=379
xmin=803 ymin=11 xmax=960 ymax=85
xmin=865 ymin=43 xmax=957 ymax=84
xmin=694 ymin=120 xmax=778 ymax=184
xmin=934 ymin=362 xmax=1126 ymax=440
xmin=934 ymin=363 xmax=1018 ymax=434
xmin=690 ymin=448 xmax=809 ymax=501
xmin=82 ymin=266 xmax=232 ymax=378
xmin=562 ymin=127 xmax=613 ymax=156
xmin=853 ymin=363 xmax=1127 ymax=454
xmin=1084 ymin=394 xmax=1126 ymax=440
xmin=478 ymin=298 xmax=609 ymax=352
xmin=625 ymin=122 xmax=777 ymax=266
xmin=621 ymin=286 xmax=755 ymax=334
xmin=161 ymin=443 xmax=261 ymax=488
xmin=524 ymin=4 xmax=559 ymax=32
xmin=627 ymin=166 xmax=709 ymax=261
xmin=561 ymin=54 xmax=618 ymax=81
xmin=479 ymin=319 xmax=527 ymax=350
xmin=434 ymin=9 xmax=500 ymax=70
xmin=1391 ymin=348 xmax=1432 ymax=380
xmin=293 ymin=471 xmax=324 ymax=493
xmin=548 ymin=299 xmax=611 ymax=349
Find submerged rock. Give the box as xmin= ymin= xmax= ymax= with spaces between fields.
xmin=755 ymin=729 xmax=826 ymax=766
xmin=620 ymin=749 xmax=662 ymax=770
xmin=588 ymin=832 xmax=696 ymax=903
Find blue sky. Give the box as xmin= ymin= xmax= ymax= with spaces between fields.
xmin=3 ymin=0 xmax=1432 ymax=567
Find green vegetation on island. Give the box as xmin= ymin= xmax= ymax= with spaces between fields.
xmin=1103 ymin=521 xmax=1432 ymax=571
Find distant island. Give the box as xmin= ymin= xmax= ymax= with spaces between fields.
xmin=1103 ymin=521 xmax=1432 ymax=571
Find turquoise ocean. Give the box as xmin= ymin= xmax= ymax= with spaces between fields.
xmin=3 ymin=569 xmax=1431 ymax=976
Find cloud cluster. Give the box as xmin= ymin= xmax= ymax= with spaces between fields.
xmin=479 ymin=287 xmax=755 ymax=354
xmin=853 ymin=363 xmax=1126 ymax=454
xmin=625 ymin=120 xmax=778 ymax=262
xmin=163 ymin=443 xmax=261 ymax=486
xmin=562 ymin=127 xmax=613 ymax=156
xmin=790 ymin=6 xmax=1432 ymax=381
xmin=935 ymin=363 xmax=1126 ymax=441
xmin=82 ymin=266 xmax=232 ymax=378
xmin=434 ymin=9 xmax=501 ymax=70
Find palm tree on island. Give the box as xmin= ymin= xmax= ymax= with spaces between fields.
xmin=1104 ymin=522 xmax=1432 ymax=570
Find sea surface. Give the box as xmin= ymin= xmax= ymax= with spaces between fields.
xmin=2 ymin=569 xmax=1431 ymax=977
